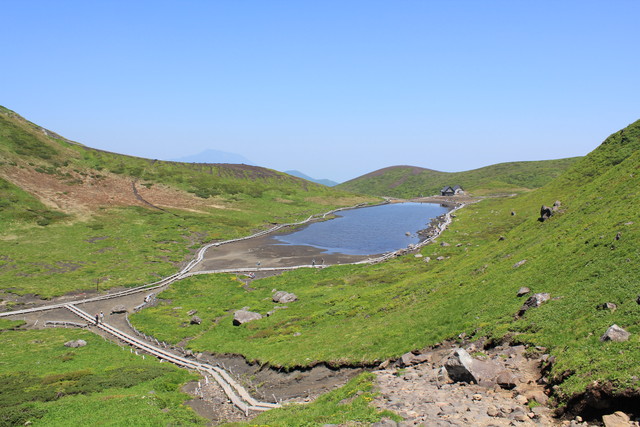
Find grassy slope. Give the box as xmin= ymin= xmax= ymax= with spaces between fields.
xmin=132 ymin=119 xmax=639 ymax=405
xmin=0 ymin=106 xmax=376 ymax=297
xmin=0 ymin=327 xmax=204 ymax=426
xmin=337 ymin=157 xmax=580 ymax=198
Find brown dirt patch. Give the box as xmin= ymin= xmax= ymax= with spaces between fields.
xmin=0 ymin=165 xmax=228 ymax=217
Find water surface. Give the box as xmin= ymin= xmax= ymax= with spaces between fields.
xmin=274 ymin=202 xmax=449 ymax=256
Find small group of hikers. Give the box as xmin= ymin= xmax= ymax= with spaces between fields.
xmin=94 ymin=311 xmax=104 ymax=325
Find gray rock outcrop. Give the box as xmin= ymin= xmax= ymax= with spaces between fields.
xmin=444 ymin=349 xmax=476 ymax=383
xmin=539 ymin=205 xmax=553 ymax=222
xmin=272 ymin=291 xmax=298 ymax=304
xmin=444 ymin=348 xmax=517 ymax=388
xmin=110 ymin=305 xmax=127 ymax=314
xmin=596 ymin=302 xmax=617 ymax=311
xmin=233 ymin=309 xmax=262 ymax=326
xmin=512 ymin=259 xmax=527 ymax=268
xmin=600 ymin=324 xmax=630 ymax=342
xmin=190 ymin=316 xmax=202 ymax=325
xmin=64 ymin=339 xmax=87 ymax=348
xmin=516 ymin=293 xmax=550 ymax=318
xmin=516 ymin=287 xmax=530 ymax=297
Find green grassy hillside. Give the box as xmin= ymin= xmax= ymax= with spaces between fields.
xmin=132 ymin=119 xmax=639 ymax=412
xmin=0 ymin=324 xmax=204 ymax=426
xmin=0 ymin=106 xmax=376 ymax=297
xmin=337 ymin=157 xmax=580 ymax=198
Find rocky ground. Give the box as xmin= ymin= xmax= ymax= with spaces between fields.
xmin=370 ymin=341 xmax=639 ymax=427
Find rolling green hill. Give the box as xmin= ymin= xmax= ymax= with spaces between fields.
xmin=0 ymin=106 xmax=376 ymax=297
xmin=132 ymin=119 xmax=639 ymax=417
xmin=337 ymin=157 xmax=581 ymax=198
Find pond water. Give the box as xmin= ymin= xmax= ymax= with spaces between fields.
xmin=274 ymin=202 xmax=449 ymax=256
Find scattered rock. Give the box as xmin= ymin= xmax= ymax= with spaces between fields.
xmin=423 ymin=257 xmax=431 ymax=263
xmin=600 ymin=324 xmax=630 ymax=342
xmin=372 ymin=418 xmax=398 ymax=427
xmin=614 ymin=232 xmax=622 ymax=241
xmin=511 ymin=211 xmax=516 ymax=216
xmin=602 ymin=411 xmax=630 ymax=427
xmin=624 ymin=221 xmax=634 ymax=225
xmin=487 ymin=405 xmax=500 ymax=417
xmin=516 ymin=287 xmax=531 ymax=297
xmin=525 ymin=389 xmax=549 ymax=405
xmin=190 ymin=316 xmax=202 ymax=325
xmin=637 ymin=295 xmax=640 ymax=305
xmin=596 ymin=302 xmax=617 ymax=312
xmin=436 ymin=256 xmax=445 ymax=261
xmin=515 ymin=394 xmax=528 ymax=405
xmin=272 ymin=291 xmax=298 ymax=303
xmin=496 ymin=371 xmax=517 ymax=390
xmin=400 ymin=351 xmax=430 ymax=367
xmin=64 ymin=339 xmax=87 ymax=348
xmin=110 ymin=305 xmax=127 ymax=314
xmin=513 ymin=259 xmax=527 ymax=268
xmin=440 ymin=242 xmax=451 ymax=247
xmin=414 ymin=254 xmax=423 ymax=258
xmin=498 ymin=235 xmax=506 ymax=241
xmin=516 ymin=293 xmax=550 ymax=318
xmin=232 ymin=309 xmax=262 ymax=326
xmin=539 ymin=205 xmax=553 ymax=222
xmin=552 ymin=200 xmax=562 ymax=211
xmin=187 ymin=309 xmax=198 ymax=316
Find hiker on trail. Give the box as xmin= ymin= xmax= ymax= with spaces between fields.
xmin=99 ymin=311 xmax=104 ymax=323
xmin=312 ymin=259 xmax=316 ymax=266
xmin=95 ymin=314 xmax=99 ymax=325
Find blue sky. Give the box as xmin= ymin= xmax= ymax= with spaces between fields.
xmin=2 ymin=1 xmax=639 ymax=182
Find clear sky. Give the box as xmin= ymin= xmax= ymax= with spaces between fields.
xmin=2 ymin=1 xmax=639 ymax=183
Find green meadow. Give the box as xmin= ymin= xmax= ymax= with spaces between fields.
xmin=0 ymin=328 xmax=204 ymax=426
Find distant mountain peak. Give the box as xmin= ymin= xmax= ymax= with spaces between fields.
xmin=285 ymin=170 xmax=339 ymax=187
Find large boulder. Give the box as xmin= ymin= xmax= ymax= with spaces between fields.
xmin=444 ymin=348 xmax=511 ymax=387
xmin=539 ymin=205 xmax=553 ymax=222
xmin=64 ymin=339 xmax=87 ymax=348
xmin=272 ymin=291 xmax=298 ymax=304
xmin=110 ymin=305 xmax=127 ymax=314
xmin=600 ymin=324 xmax=630 ymax=342
xmin=516 ymin=293 xmax=550 ymax=318
xmin=444 ymin=349 xmax=476 ymax=383
xmin=233 ymin=309 xmax=262 ymax=326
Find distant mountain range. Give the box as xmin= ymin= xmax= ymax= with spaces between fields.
xmin=171 ymin=149 xmax=255 ymax=165
xmin=285 ymin=170 xmax=339 ymax=187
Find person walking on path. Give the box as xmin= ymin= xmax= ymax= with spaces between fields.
xmin=95 ymin=313 xmax=99 ymax=326
xmin=99 ymin=311 xmax=104 ymax=323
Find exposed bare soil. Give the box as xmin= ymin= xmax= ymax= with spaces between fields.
xmin=0 ymin=165 xmax=227 ymax=217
